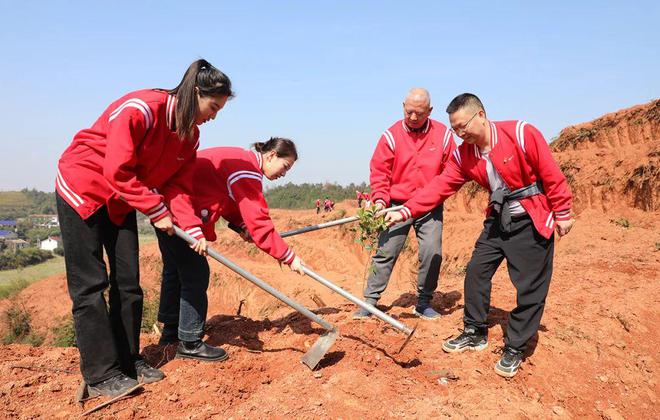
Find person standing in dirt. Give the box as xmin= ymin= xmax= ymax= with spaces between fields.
xmin=356 ymin=190 xmax=363 ymax=207
xmin=316 ymin=198 xmax=321 ymax=214
xmin=385 ymin=93 xmax=574 ymax=377
xmin=354 ymin=88 xmax=456 ymax=320
xmin=55 ymin=59 xmax=233 ymax=397
xmin=157 ymin=137 xmax=307 ymax=359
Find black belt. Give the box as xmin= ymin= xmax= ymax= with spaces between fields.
xmin=489 ymin=181 xmax=542 ymax=233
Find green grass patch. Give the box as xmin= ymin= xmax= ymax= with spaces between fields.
xmin=141 ymin=290 xmax=160 ymax=333
xmin=52 ymin=315 xmax=77 ymax=347
xmin=611 ymin=218 xmax=631 ymax=229
xmin=2 ymin=303 xmax=44 ymax=346
xmin=0 ymin=256 xmax=65 ymax=299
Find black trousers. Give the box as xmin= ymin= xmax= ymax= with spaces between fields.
xmin=56 ymin=193 xmax=142 ymax=384
xmin=463 ymin=214 xmax=554 ymax=352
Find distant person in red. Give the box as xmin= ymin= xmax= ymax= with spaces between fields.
xmin=55 ymin=59 xmax=233 ymax=397
xmin=356 ymin=190 xmax=363 ymax=207
xmin=158 ymin=138 xmax=306 ymax=361
xmin=385 ymin=93 xmax=574 ymax=377
xmin=324 ymin=198 xmax=331 ymax=212
xmin=329 ymin=200 xmax=335 ymax=211
xmin=315 ymin=198 xmax=321 ymax=214
xmin=362 ymin=191 xmax=371 ymax=207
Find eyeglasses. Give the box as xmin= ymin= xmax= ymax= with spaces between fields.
xmin=450 ymin=111 xmax=479 ymax=135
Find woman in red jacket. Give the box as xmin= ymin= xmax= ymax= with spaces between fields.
xmin=55 ymin=59 xmax=233 ymax=397
xmin=157 ymin=137 xmax=305 ymax=359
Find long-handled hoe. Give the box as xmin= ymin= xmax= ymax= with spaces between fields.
xmin=174 ymin=226 xmax=337 ymax=370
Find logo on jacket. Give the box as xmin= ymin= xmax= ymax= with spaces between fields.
xmin=503 ymin=155 xmax=514 ymax=164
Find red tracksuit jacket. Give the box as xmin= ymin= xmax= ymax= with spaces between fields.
xmin=172 ymin=147 xmax=296 ymax=265
xmin=399 ymin=120 xmax=572 ymax=239
xmin=370 ymin=118 xmax=456 ymax=209
xmin=56 ymin=89 xmax=201 ymax=230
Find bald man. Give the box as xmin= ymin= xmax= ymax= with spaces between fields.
xmin=354 ymin=88 xmax=456 ymax=320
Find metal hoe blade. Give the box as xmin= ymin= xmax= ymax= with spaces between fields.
xmin=300 ymin=329 xmax=338 ymax=370
xmin=174 ymin=226 xmax=337 ymax=370
xmin=301 ymin=266 xmax=416 ymax=352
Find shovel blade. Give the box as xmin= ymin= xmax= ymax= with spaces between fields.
xmin=300 ymin=330 xmax=338 ymax=370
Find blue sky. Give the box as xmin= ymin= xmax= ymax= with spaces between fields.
xmin=0 ymin=1 xmax=658 ymax=191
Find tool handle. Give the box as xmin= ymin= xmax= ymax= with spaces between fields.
xmin=280 ymin=205 xmax=404 ymax=238
xmin=173 ymin=226 xmax=335 ymax=332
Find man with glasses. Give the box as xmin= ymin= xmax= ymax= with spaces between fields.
xmin=353 ymin=88 xmax=456 ymax=320
xmin=385 ymin=93 xmax=574 ymax=377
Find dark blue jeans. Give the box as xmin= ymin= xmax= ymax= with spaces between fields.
xmin=156 ymin=229 xmax=210 ymax=342
xmin=56 ymin=193 xmax=142 ymax=384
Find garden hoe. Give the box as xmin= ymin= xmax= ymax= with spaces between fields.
xmin=301 ymin=266 xmax=416 ymax=353
xmin=174 ymin=226 xmax=337 ymax=370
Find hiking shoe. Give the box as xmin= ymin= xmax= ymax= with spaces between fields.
xmin=442 ymin=326 xmax=488 ymax=353
xmin=88 ymin=373 xmax=139 ymax=397
xmin=177 ymin=340 xmax=229 ymax=362
xmin=494 ymin=346 xmax=523 ymax=378
xmin=413 ymin=305 xmax=441 ymax=320
xmin=352 ymin=299 xmax=378 ymax=319
xmin=135 ymin=359 xmax=165 ymax=384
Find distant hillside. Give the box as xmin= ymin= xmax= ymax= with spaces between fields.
xmin=550 ymin=99 xmax=659 ymax=212
xmin=264 ymin=182 xmax=370 ymax=209
xmin=0 ymin=189 xmax=56 ymax=219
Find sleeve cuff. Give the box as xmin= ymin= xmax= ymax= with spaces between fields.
xmin=374 ymin=199 xmax=387 ymax=207
xmin=398 ymin=206 xmax=412 ymax=221
xmin=186 ymin=226 xmax=204 ymax=240
xmin=554 ymin=210 xmax=571 ymax=221
xmin=147 ymin=203 xmax=170 ymax=222
xmin=278 ymin=247 xmax=296 ymax=265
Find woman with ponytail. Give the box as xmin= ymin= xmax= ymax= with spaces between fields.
xmin=156 ymin=137 xmax=305 ymax=360
xmin=55 ymin=59 xmax=233 ymax=397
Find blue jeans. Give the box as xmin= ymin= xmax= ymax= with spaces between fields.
xmin=156 ymin=229 xmax=210 ymax=342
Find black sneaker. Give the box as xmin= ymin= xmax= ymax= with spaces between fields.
xmin=176 ymin=340 xmax=229 ymax=362
xmin=494 ymin=346 xmax=523 ymax=378
xmin=87 ymin=373 xmax=140 ymax=397
xmin=135 ymin=359 xmax=165 ymax=383
xmin=442 ymin=326 xmax=488 ymax=353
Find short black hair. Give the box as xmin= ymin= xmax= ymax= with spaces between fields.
xmin=446 ymin=93 xmax=485 ymax=114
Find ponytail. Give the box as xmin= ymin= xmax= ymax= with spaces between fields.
xmin=253 ymin=137 xmax=298 ymax=160
xmin=167 ymin=59 xmax=234 ymax=141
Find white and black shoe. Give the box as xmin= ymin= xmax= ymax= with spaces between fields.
xmin=442 ymin=326 xmax=488 ymax=353
xmin=494 ymin=346 xmax=523 ymax=377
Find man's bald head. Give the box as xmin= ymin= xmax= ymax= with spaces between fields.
xmin=405 ymin=88 xmax=431 ymax=108
xmin=402 ymin=88 xmax=433 ymax=130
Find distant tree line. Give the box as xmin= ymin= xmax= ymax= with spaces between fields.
xmin=0 ymin=189 xmax=56 ymax=219
xmin=264 ymin=182 xmax=370 ymax=209
xmin=0 ymin=248 xmax=54 ymax=270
